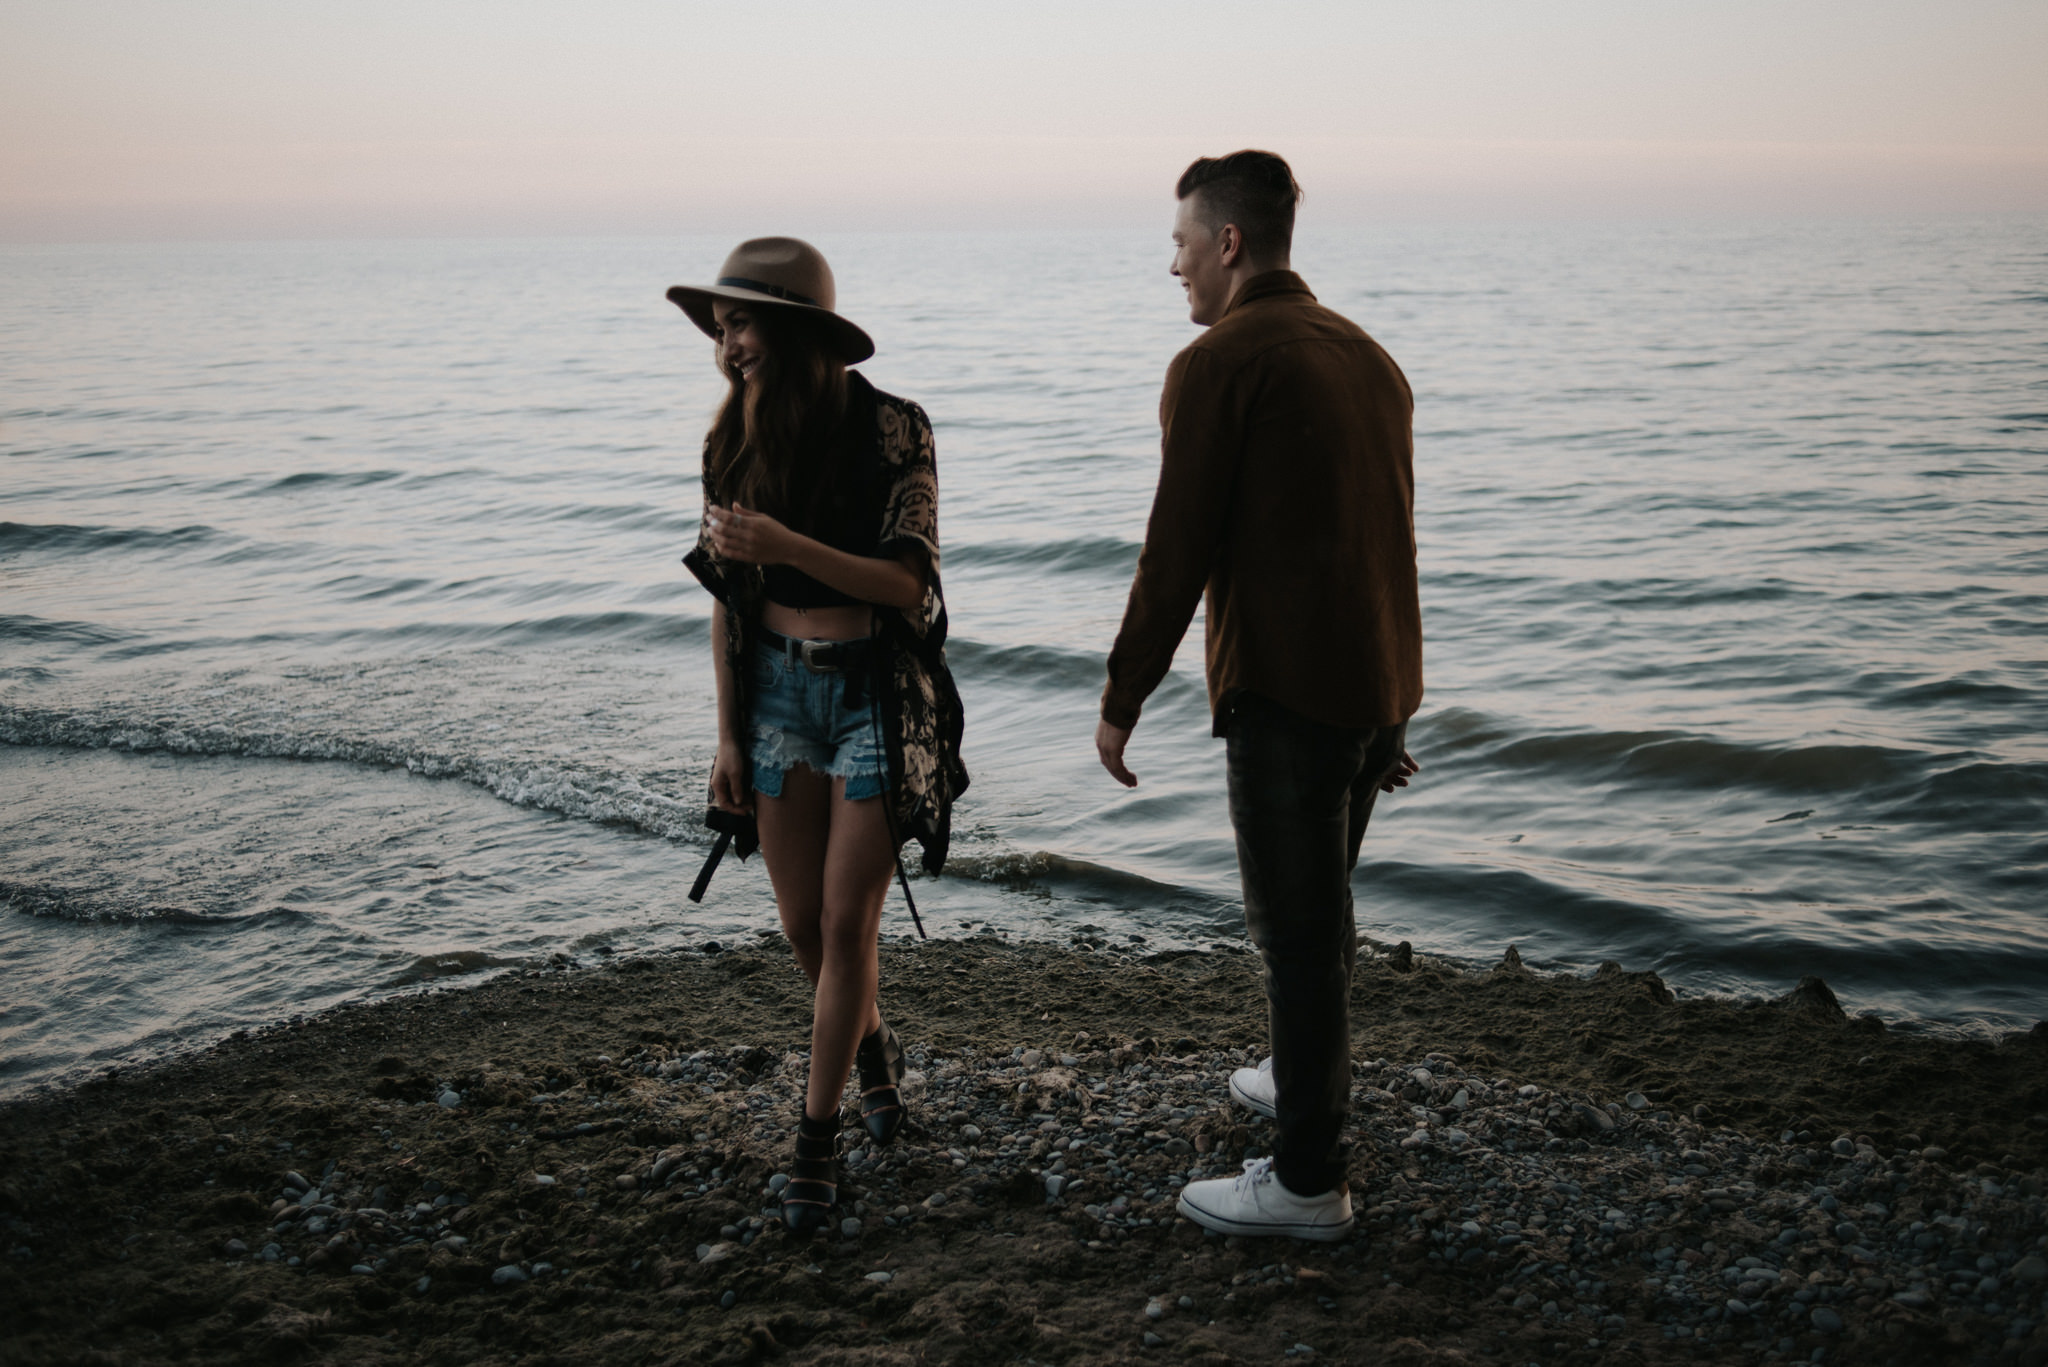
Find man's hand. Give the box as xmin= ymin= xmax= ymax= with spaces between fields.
xmin=705 ymin=503 xmax=794 ymax=565
xmin=1096 ymin=718 xmax=1137 ymax=787
xmin=1379 ymin=750 xmax=1420 ymax=793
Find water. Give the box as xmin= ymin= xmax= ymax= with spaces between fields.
xmin=4 ymin=220 xmax=2045 ymax=1096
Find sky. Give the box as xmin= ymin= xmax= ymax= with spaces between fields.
xmin=3 ymin=0 xmax=2045 ymax=242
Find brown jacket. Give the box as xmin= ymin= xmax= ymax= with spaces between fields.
xmin=1102 ymin=270 xmax=1422 ymax=735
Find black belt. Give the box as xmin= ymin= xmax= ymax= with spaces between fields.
xmin=757 ymin=625 xmax=875 ymax=673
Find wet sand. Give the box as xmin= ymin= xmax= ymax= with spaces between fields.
xmin=1 ymin=937 xmax=2043 ymax=1365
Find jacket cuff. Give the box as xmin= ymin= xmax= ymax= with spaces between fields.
xmin=1100 ymin=686 xmax=1142 ymax=731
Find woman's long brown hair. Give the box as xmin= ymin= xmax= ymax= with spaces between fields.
xmin=703 ymin=306 xmax=848 ymax=529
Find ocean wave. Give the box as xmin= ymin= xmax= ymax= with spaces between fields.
xmin=1592 ymin=579 xmax=1800 ymax=609
xmin=942 ymin=637 xmax=1118 ymax=690
xmin=485 ymin=610 xmax=706 ymax=645
xmin=246 ymin=469 xmax=405 ymax=495
xmin=0 ymin=520 xmax=219 ymax=555
xmin=1415 ymin=705 xmax=2040 ymax=808
xmin=0 ymin=879 xmax=311 ymax=927
xmin=0 ymin=704 xmax=712 ymax=847
xmin=941 ymin=848 xmax=1237 ymax=920
xmin=541 ymin=502 xmax=699 ymax=535
xmin=1880 ymin=675 xmax=2036 ymax=708
xmin=0 ymin=614 xmax=134 ymax=647
xmin=1363 ymin=858 xmax=1676 ymax=947
xmin=1902 ymin=760 xmax=2048 ymax=821
xmin=949 ymin=536 xmax=1139 ymax=575
xmin=24 ymin=610 xmax=716 ymax=660
xmin=386 ymin=949 xmax=528 ymax=985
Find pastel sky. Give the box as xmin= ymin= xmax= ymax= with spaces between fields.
xmin=4 ymin=0 xmax=2045 ymax=241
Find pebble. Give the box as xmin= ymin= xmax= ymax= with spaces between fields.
xmin=436 ymin=1090 xmax=461 ymax=1109
xmin=491 ymin=1265 xmax=528 ymax=1286
xmin=1142 ymin=1331 xmax=1165 ymax=1348
xmin=718 ymin=1290 xmax=736 ymax=1311
xmin=222 ymin=1238 xmax=248 ymax=1257
xmin=217 ymin=1034 xmax=2047 ymax=1354
xmin=865 ymin=1270 xmax=893 ymax=1284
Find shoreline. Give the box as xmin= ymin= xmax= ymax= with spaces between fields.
xmin=2 ymin=937 xmax=2042 ymax=1365
xmin=4 ymin=922 xmax=2031 ymax=1111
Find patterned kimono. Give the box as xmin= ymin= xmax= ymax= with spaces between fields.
xmin=682 ymin=377 xmax=968 ymax=875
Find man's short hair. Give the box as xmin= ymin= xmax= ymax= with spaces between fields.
xmin=1176 ymin=150 xmax=1302 ymax=264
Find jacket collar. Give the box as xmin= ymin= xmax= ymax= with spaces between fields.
xmin=1224 ymin=269 xmax=1314 ymax=318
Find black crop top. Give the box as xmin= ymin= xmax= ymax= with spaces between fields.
xmin=761 ymin=373 xmax=884 ymax=610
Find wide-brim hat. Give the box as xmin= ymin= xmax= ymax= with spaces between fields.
xmin=666 ymin=236 xmax=874 ymax=365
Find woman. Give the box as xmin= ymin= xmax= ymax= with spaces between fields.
xmin=671 ymin=237 xmax=966 ymax=1236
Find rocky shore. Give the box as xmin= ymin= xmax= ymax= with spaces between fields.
xmin=2 ymin=936 xmax=2044 ymax=1365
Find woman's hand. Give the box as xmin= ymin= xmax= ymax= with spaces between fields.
xmin=710 ymin=739 xmax=752 ymax=815
xmin=1379 ymin=750 xmax=1421 ymax=793
xmin=706 ymin=503 xmax=796 ymax=566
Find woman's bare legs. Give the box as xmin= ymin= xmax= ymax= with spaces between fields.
xmin=756 ymin=766 xmax=896 ymax=1123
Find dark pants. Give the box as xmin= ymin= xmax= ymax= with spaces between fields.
xmin=1225 ymin=691 xmax=1407 ymax=1196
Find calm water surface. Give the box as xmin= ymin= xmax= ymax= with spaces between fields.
xmin=3 ymin=220 xmax=2045 ymax=1095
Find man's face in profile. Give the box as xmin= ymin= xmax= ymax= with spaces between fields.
xmin=1170 ymin=194 xmax=1231 ymax=328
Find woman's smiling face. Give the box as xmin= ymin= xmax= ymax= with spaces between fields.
xmin=711 ymin=299 xmax=766 ymax=381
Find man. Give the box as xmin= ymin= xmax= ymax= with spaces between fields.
xmin=1096 ymin=150 xmax=1423 ymax=1240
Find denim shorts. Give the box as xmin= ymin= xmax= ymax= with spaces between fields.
xmin=749 ymin=636 xmax=890 ymax=801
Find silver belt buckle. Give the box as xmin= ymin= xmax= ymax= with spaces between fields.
xmin=799 ymin=639 xmax=836 ymax=673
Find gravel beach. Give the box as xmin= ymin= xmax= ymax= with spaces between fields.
xmin=2 ymin=936 xmax=2043 ymax=1366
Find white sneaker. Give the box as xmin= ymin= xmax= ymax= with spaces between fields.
xmin=1228 ymin=1057 xmax=1277 ymax=1119
xmin=1175 ymin=1157 xmax=1354 ymax=1240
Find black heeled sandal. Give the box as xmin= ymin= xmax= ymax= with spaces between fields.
xmin=856 ymin=1021 xmax=908 ymax=1146
xmin=781 ymin=1110 xmax=839 ymax=1235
